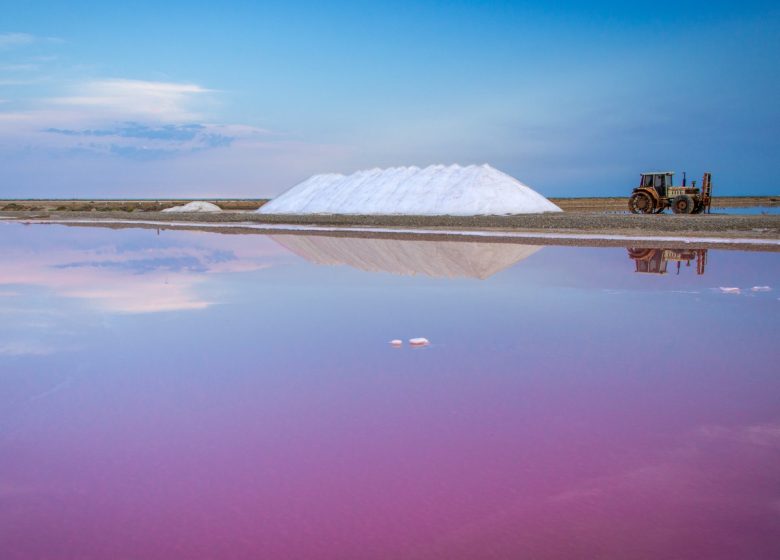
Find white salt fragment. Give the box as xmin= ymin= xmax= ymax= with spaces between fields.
xmin=162 ymin=201 xmax=222 ymax=213
xmin=719 ymin=287 xmax=741 ymax=294
xmin=389 ymin=339 xmax=403 ymax=347
xmin=409 ymin=337 xmax=430 ymax=347
xmin=751 ymin=286 xmax=771 ymax=292
xmin=258 ymin=164 xmax=561 ymax=216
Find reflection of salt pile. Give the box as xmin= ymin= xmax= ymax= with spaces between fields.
xmin=162 ymin=201 xmax=222 ymax=213
xmin=258 ymin=164 xmax=561 ymax=215
xmin=271 ymin=235 xmax=542 ymax=279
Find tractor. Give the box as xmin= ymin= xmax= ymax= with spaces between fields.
xmin=627 ymin=247 xmax=708 ymax=275
xmin=628 ymin=172 xmax=712 ymax=214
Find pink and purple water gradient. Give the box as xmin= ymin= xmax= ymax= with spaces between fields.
xmin=1 ymin=223 xmax=779 ymax=559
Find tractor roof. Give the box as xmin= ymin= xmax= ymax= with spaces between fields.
xmin=641 ymin=171 xmax=674 ymax=175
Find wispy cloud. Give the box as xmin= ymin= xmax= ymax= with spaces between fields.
xmin=0 ymin=32 xmax=61 ymax=48
xmin=44 ymin=122 xmax=236 ymax=160
xmin=0 ymin=62 xmax=351 ymax=195
xmin=47 ymin=123 xmax=210 ymax=141
xmin=0 ymin=79 xmax=256 ymax=160
xmin=51 ymin=79 xmax=212 ymax=121
xmin=0 ymin=63 xmax=39 ymax=71
xmin=0 ymin=32 xmax=36 ymax=48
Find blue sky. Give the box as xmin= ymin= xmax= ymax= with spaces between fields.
xmin=1 ymin=1 xmax=778 ymax=198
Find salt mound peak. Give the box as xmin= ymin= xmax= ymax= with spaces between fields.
xmin=162 ymin=201 xmax=222 ymax=213
xmin=259 ymin=164 xmax=561 ymax=216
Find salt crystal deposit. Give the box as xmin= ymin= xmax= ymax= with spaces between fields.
xmin=270 ymin=235 xmax=542 ymax=279
xmin=258 ymin=164 xmax=561 ymax=215
xmin=751 ymin=286 xmax=771 ymax=292
xmin=719 ymin=287 xmax=741 ymax=294
xmin=162 ymin=201 xmax=222 ymax=213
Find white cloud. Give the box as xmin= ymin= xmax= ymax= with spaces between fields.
xmin=0 ymin=66 xmax=353 ymax=196
xmin=51 ymin=78 xmax=213 ymax=121
xmin=0 ymin=63 xmax=39 ymax=71
xmin=0 ymin=32 xmax=36 ymax=48
xmin=0 ymin=32 xmax=60 ymax=49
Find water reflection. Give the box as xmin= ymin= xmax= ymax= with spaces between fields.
xmin=271 ymin=234 xmax=542 ymax=279
xmin=0 ymin=225 xmax=286 ymax=313
xmin=628 ymin=247 xmax=708 ymax=275
xmin=1 ymin=223 xmax=779 ymax=559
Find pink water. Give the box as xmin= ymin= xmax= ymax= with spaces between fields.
xmin=1 ymin=224 xmax=778 ymax=559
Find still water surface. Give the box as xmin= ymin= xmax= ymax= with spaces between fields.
xmin=1 ymin=223 xmax=779 ymax=559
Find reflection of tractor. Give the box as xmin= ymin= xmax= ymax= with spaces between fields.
xmin=627 ymin=248 xmax=708 ymax=275
xmin=629 ymin=172 xmax=712 ymax=214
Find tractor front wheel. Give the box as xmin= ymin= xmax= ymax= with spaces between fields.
xmin=672 ymin=195 xmax=695 ymax=214
xmin=629 ymin=192 xmax=654 ymax=214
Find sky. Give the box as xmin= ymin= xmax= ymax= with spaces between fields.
xmin=1 ymin=0 xmax=778 ymax=198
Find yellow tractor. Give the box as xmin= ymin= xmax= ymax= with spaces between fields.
xmin=628 ymin=172 xmax=712 ymax=214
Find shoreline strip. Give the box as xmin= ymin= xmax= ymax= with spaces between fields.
xmin=17 ymin=218 xmax=780 ymax=247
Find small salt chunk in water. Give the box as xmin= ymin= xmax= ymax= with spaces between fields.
xmin=389 ymin=339 xmax=403 ymax=347
xmin=751 ymin=286 xmax=771 ymax=292
xmin=719 ymin=287 xmax=741 ymax=294
xmin=409 ymin=338 xmax=430 ymax=347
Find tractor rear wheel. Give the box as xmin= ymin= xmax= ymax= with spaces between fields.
xmin=672 ymin=195 xmax=695 ymax=214
xmin=629 ymin=192 xmax=654 ymax=214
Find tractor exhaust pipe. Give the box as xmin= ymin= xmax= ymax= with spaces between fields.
xmin=682 ymin=171 xmax=687 ymax=187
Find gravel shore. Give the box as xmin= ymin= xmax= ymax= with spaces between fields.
xmin=3 ymin=210 xmax=779 ymax=251
xmin=3 ymin=209 xmax=778 ymax=235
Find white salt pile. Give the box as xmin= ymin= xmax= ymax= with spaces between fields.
xmin=162 ymin=201 xmax=222 ymax=213
xmin=751 ymin=286 xmax=771 ymax=292
xmin=389 ymin=339 xmax=403 ymax=347
xmin=719 ymin=287 xmax=741 ymax=294
xmin=258 ymin=164 xmax=561 ymax=215
xmin=409 ymin=338 xmax=430 ymax=347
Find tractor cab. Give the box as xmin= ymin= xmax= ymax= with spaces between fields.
xmin=639 ymin=172 xmax=674 ymax=197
